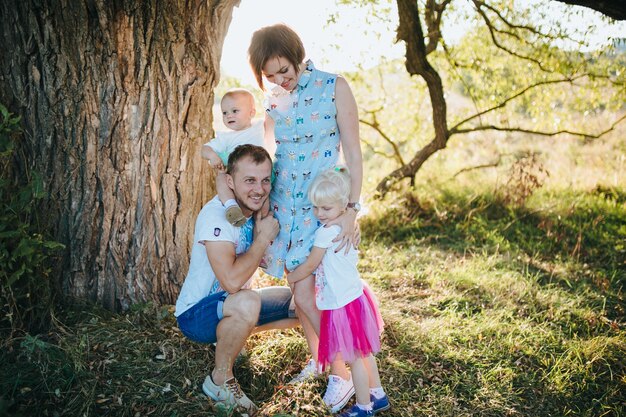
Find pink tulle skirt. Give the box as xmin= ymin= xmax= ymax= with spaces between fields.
xmin=318 ymin=282 xmax=384 ymax=370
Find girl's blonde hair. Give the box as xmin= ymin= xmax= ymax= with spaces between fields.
xmin=248 ymin=24 xmax=305 ymax=91
xmin=308 ymin=167 xmax=351 ymax=208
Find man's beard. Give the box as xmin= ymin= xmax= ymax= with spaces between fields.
xmin=236 ymin=192 xmax=268 ymax=214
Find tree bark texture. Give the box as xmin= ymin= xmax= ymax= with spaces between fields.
xmin=0 ymin=0 xmax=239 ymax=310
xmin=377 ymin=0 xmax=449 ymax=196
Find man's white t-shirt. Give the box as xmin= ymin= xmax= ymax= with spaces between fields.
xmin=174 ymin=197 xmax=254 ymax=317
xmin=313 ymin=225 xmax=363 ymax=310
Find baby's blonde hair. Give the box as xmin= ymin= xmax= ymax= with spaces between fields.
xmin=308 ymin=167 xmax=351 ymax=208
xmin=221 ymin=88 xmax=255 ymax=108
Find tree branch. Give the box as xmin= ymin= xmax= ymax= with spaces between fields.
xmin=424 ymin=0 xmax=452 ymax=54
xmin=449 ymin=75 xmax=586 ymax=133
xmin=477 ymin=0 xmax=556 ymax=39
xmin=452 ymin=158 xmax=502 ymax=178
xmin=361 ymin=137 xmax=398 ymax=161
xmin=472 ymin=0 xmax=554 ymax=73
xmin=454 ymin=112 xmax=626 ymax=138
xmin=376 ymin=136 xmax=445 ymax=196
xmin=360 ymin=116 xmax=406 ymax=166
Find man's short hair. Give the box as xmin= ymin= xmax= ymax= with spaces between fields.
xmin=226 ymin=144 xmax=272 ymax=175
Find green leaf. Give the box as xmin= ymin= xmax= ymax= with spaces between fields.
xmin=31 ymin=172 xmax=45 ymax=199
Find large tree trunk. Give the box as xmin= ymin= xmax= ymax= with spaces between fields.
xmin=0 ymin=0 xmax=239 ymax=310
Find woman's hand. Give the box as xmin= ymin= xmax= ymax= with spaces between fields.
xmin=326 ymin=208 xmax=359 ymax=254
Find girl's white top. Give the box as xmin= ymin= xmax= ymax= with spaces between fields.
xmin=313 ymin=224 xmax=363 ymax=310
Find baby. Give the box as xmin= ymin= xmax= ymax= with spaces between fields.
xmin=202 ymin=88 xmax=266 ymax=226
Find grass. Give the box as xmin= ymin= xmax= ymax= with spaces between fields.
xmin=1 ymin=184 xmax=624 ymax=417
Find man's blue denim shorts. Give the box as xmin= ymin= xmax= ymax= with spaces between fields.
xmin=176 ymin=286 xmax=294 ymax=344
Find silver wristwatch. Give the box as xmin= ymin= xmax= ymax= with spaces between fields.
xmin=347 ymin=202 xmax=361 ymax=212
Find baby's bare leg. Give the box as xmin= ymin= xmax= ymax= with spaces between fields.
xmin=216 ymin=172 xmax=235 ymax=206
xmin=216 ymin=172 xmax=246 ymax=226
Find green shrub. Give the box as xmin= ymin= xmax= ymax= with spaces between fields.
xmin=0 ymin=104 xmax=64 ymax=335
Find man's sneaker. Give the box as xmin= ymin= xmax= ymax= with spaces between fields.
xmin=225 ymin=205 xmax=246 ymax=227
xmin=371 ymin=394 xmax=390 ymax=414
xmin=202 ymin=375 xmax=258 ymax=415
xmin=323 ymin=373 xmax=355 ymax=413
xmin=338 ymin=404 xmax=374 ymax=417
xmin=288 ymin=359 xmax=320 ymax=384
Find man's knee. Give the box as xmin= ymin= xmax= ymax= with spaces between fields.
xmin=226 ymin=290 xmax=261 ymax=323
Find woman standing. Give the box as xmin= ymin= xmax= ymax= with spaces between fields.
xmin=249 ymin=24 xmax=363 ymax=413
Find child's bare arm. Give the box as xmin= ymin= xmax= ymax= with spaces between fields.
xmin=201 ymin=145 xmax=225 ymax=171
xmin=286 ymin=247 xmax=326 ymax=285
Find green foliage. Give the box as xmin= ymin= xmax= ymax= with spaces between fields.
xmin=343 ymin=0 xmax=626 ymax=192
xmin=447 ymin=23 xmax=626 ymax=127
xmin=0 ymin=104 xmax=64 ymax=336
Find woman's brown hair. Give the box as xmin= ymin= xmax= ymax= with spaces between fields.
xmin=248 ymin=24 xmax=305 ymax=91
